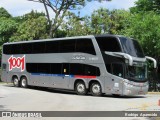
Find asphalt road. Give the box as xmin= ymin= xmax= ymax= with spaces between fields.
xmin=0 ymin=83 xmax=160 ymax=120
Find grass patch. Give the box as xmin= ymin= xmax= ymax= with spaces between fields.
xmin=0 ymin=81 xmax=12 ymax=84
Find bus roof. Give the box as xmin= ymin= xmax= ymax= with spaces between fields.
xmin=4 ymin=34 xmax=126 ymax=45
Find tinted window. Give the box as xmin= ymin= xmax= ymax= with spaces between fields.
xmin=106 ymin=64 xmax=111 ymax=73
xmin=50 ymin=63 xmax=62 ymax=74
xmin=60 ymin=40 xmax=76 ymax=53
xmin=26 ymin=63 xmax=37 ymax=73
xmin=37 ymin=63 xmax=50 ymax=73
xmin=26 ymin=63 xmax=100 ymax=76
xmin=112 ymin=63 xmax=124 ymax=77
xmin=84 ymin=64 xmax=100 ymax=76
xmin=120 ymin=37 xmax=144 ymax=58
xmin=32 ymin=42 xmax=45 ymax=54
xmin=76 ymin=39 xmax=96 ymax=55
xmin=3 ymin=38 xmax=96 ymax=55
xmin=26 ymin=63 xmax=62 ymax=74
xmin=70 ymin=63 xmax=100 ymax=76
xmin=96 ymin=37 xmax=121 ymax=52
xmin=45 ymin=41 xmax=59 ymax=53
xmin=21 ymin=43 xmax=33 ymax=54
xmin=3 ymin=44 xmax=12 ymax=54
xmin=12 ymin=44 xmax=21 ymax=54
xmin=62 ymin=63 xmax=70 ymax=74
xmin=70 ymin=64 xmax=84 ymax=75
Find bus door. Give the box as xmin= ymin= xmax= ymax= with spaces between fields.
xmin=1 ymin=63 xmax=9 ymax=82
xmin=110 ymin=63 xmax=124 ymax=95
xmin=52 ymin=63 xmax=70 ymax=89
xmin=61 ymin=63 xmax=70 ymax=89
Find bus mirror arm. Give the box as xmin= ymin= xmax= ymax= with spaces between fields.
xmin=145 ymin=56 xmax=157 ymax=68
xmin=105 ymin=52 xmax=133 ymax=66
xmin=115 ymin=53 xmax=133 ymax=66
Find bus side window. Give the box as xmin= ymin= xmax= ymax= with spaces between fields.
xmin=62 ymin=63 xmax=70 ymax=75
xmin=112 ymin=63 xmax=124 ymax=77
xmin=60 ymin=40 xmax=76 ymax=53
xmin=106 ymin=64 xmax=111 ymax=73
xmin=50 ymin=63 xmax=62 ymax=74
xmin=84 ymin=65 xmax=100 ymax=76
xmin=70 ymin=64 xmax=84 ymax=75
xmin=76 ymin=39 xmax=96 ymax=55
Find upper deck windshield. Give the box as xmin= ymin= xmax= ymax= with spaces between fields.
xmin=119 ymin=37 xmax=145 ymax=58
xmin=96 ymin=36 xmax=145 ymax=58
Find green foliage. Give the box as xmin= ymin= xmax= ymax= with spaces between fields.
xmin=10 ymin=16 xmax=48 ymax=41
xmin=91 ymin=8 xmax=130 ymax=34
xmin=13 ymin=10 xmax=45 ymax=23
xmin=0 ymin=17 xmax=18 ymax=54
xmin=54 ymin=29 xmax=67 ymax=38
xmin=0 ymin=7 xmax=11 ymax=18
xmin=0 ymin=17 xmax=18 ymax=41
xmin=121 ymin=12 xmax=160 ymax=58
xmin=91 ymin=8 xmax=110 ymax=34
xmin=28 ymin=0 xmax=87 ymax=38
xmin=62 ymin=12 xmax=92 ymax=36
xmin=130 ymin=0 xmax=160 ymax=13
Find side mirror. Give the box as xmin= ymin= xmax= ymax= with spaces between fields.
xmin=145 ymin=56 xmax=157 ymax=68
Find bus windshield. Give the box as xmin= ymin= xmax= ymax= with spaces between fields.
xmin=119 ymin=37 xmax=145 ymax=58
xmin=126 ymin=64 xmax=147 ymax=82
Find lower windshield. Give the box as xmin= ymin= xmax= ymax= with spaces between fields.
xmin=126 ymin=64 xmax=147 ymax=81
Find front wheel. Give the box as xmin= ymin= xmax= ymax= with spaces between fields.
xmin=75 ymin=81 xmax=87 ymax=95
xmin=90 ymin=82 xmax=102 ymax=96
xmin=20 ymin=77 xmax=28 ymax=88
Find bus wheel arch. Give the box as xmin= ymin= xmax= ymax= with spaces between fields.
xmin=20 ymin=76 xmax=28 ymax=88
xmin=74 ymin=79 xmax=87 ymax=95
xmin=12 ymin=75 xmax=20 ymax=87
xmin=89 ymin=80 xmax=102 ymax=96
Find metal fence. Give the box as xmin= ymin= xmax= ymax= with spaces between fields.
xmin=148 ymin=70 xmax=160 ymax=92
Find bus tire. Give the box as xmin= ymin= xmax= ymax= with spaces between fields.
xmin=20 ymin=77 xmax=28 ymax=88
xmin=13 ymin=77 xmax=20 ymax=87
xmin=75 ymin=81 xmax=87 ymax=95
xmin=90 ymin=82 xmax=102 ymax=96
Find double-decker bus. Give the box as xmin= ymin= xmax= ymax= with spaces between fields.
xmin=1 ymin=34 xmax=157 ymax=96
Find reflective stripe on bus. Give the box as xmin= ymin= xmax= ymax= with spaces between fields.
xmin=31 ymin=73 xmax=96 ymax=79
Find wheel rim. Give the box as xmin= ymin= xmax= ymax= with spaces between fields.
xmin=77 ymin=83 xmax=85 ymax=93
xmin=92 ymin=84 xmax=101 ymax=94
xmin=21 ymin=79 xmax=26 ymax=87
xmin=13 ymin=78 xmax=19 ymax=86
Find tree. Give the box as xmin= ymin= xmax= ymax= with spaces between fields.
xmin=28 ymin=0 xmax=85 ymax=38
xmin=121 ymin=12 xmax=160 ymax=61
xmin=0 ymin=17 xmax=18 ymax=56
xmin=61 ymin=12 xmax=92 ymax=36
xmin=10 ymin=11 xmax=48 ymax=42
xmin=91 ymin=8 xmax=130 ymax=34
xmin=13 ymin=10 xmax=45 ymax=23
xmin=0 ymin=7 xmax=11 ymax=18
xmin=130 ymin=0 xmax=160 ymax=13
xmin=0 ymin=17 xmax=17 ymax=42
xmin=28 ymin=0 xmax=112 ymax=38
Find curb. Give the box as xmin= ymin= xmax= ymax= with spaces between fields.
xmin=0 ymin=82 xmax=12 ymax=85
xmin=148 ymin=92 xmax=160 ymax=95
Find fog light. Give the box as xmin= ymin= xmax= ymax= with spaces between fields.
xmin=127 ymin=90 xmax=131 ymax=94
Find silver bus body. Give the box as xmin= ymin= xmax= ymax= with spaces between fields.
xmin=1 ymin=35 xmax=157 ymax=96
